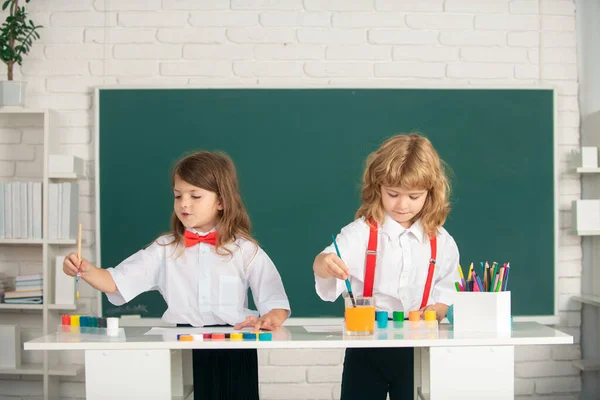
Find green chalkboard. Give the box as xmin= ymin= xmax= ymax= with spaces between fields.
xmin=98 ymin=88 xmax=555 ymax=319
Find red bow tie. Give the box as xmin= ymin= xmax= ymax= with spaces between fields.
xmin=184 ymin=230 xmax=218 ymax=248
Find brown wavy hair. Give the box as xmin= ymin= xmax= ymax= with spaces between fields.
xmin=162 ymin=151 xmax=255 ymax=256
xmin=355 ymin=133 xmax=451 ymax=237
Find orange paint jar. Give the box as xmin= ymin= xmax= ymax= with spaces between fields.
xmin=344 ymin=295 xmax=375 ymax=335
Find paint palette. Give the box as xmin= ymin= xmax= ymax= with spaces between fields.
xmin=61 ymin=314 xmax=107 ymax=328
xmin=176 ymin=332 xmax=273 ymax=341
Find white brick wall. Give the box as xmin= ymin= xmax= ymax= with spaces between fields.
xmin=0 ymin=0 xmax=581 ymax=399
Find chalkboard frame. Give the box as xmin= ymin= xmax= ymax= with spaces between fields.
xmin=94 ymin=86 xmax=559 ymax=324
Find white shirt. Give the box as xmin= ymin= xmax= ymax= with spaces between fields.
xmin=315 ymin=214 xmax=460 ymax=313
xmin=106 ymin=228 xmax=291 ymax=326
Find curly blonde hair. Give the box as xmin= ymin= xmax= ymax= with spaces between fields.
xmin=356 ymin=133 xmax=451 ymax=237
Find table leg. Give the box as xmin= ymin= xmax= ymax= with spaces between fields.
xmin=171 ymin=349 xmax=193 ymax=399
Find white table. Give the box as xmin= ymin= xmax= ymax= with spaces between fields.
xmin=25 ymin=322 xmax=573 ymax=400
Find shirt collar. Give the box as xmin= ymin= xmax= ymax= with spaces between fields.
xmin=186 ymin=226 xmax=217 ymax=236
xmin=407 ymin=218 xmax=426 ymax=243
xmin=380 ymin=213 xmax=425 ymax=243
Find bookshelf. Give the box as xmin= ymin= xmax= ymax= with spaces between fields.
xmin=0 ymin=108 xmax=83 ymax=400
xmin=0 ymin=303 xmax=44 ymax=310
xmin=0 ymin=239 xmax=44 ymax=244
xmin=577 ymin=167 xmax=600 ymax=174
xmin=573 ymin=143 xmax=600 ymax=387
xmin=0 ymin=363 xmax=83 ymax=376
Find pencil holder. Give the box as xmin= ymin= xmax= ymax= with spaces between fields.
xmin=453 ymin=291 xmax=511 ymax=334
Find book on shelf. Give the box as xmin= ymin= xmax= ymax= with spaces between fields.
xmin=15 ymin=273 xmax=43 ymax=282
xmin=15 ymin=279 xmax=42 ymax=287
xmin=0 ymin=273 xmax=10 ymax=302
xmin=11 ymin=284 xmax=42 ymax=292
xmin=1 ymin=274 xmax=44 ymax=303
xmin=4 ymin=290 xmax=43 ymax=299
xmin=3 ymin=297 xmax=43 ymax=304
xmin=48 ymin=182 xmax=79 ymax=240
xmin=0 ymin=181 xmax=42 ymax=240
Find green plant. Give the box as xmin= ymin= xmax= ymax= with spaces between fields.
xmin=0 ymin=0 xmax=41 ymax=80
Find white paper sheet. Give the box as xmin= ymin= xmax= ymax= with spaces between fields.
xmin=302 ymin=325 xmax=343 ymax=333
xmin=144 ymin=326 xmax=254 ymax=336
xmin=147 ymin=326 xmax=260 ymax=341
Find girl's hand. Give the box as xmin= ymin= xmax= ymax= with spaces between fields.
xmin=318 ymin=253 xmax=349 ymax=280
xmin=233 ymin=315 xmax=277 ymax=331
xmin=62 ymin=256 xmax=116 ymax=294
xmin=233 ymin=309 xmax=288 ymax=331
xmin=63 ymin=252 xmax=87 ymax=277
xmin=419 ymin=303 xmax=449 ymax=322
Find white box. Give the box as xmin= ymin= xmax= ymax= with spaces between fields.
xmin=572 ymin=199 xmax=600 ymax=235
xmin=49 ymin=155 xmax=84 ymax=176
xmin=429 ymin=346 xmax=514 ymax=399
xmin=453 ymin=292 xmax=511 ymax=334
xmin=581 ymin=147 xmax=598 ymax=168
xmin=0 ymin=325 xmax=21 ymax=368
xmin=54 ymin=255 xmax=75 ymax=305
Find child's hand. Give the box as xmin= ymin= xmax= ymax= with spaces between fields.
xmin=233 ymin=309 xmax=288 ymax=331
xmin=420 ymin=303 xmax=449 ymax=322
xmin=232 ymin=315 xmax=277 ymax=331
xmin=63 ymin=252 xmax=87 ymax=277
xmin=318 ymin=253 xmax=349 ymax=280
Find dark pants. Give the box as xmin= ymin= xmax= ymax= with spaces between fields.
xmin=341 ymin=347 xmax=414 ymax=400
xmin=178 ymin=324 xmax=259 ymax=400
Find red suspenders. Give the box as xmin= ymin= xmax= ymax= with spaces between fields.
xmin=363 ymin=220 xmax=437 ymax=310
xmin=422 ymin=235 xmax=437 ymax=309
xmin=363 ymin=221 xmax=379 ymax=298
